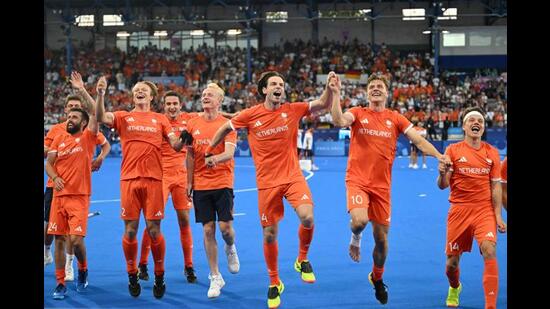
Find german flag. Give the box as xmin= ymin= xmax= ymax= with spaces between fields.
xmin=345 ymin=69 xmax=362 ymax=80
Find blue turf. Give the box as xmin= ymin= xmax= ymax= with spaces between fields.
xmin=44 ymin=156 xmax=507 ymax=308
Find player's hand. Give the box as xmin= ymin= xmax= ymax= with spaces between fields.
xmin=91 ymin=157 xmax=104 ymax=172
xmin=205 ymin=153 xmax=217 ymax=168
xmin=187 ymin=185 xmax=193 ymax=198
xmin=327 ymin=72 xmax=341 ymax=94
xmin=180 ymin=130 xmax=193 ymax=145
xmin=496 ymin=216 xmax=507 ymax=233
xmin=53 ymin=176 xmax=65 ymax=191
xmin=438 ymin=155 xmax=452 ymax=174
xmin=70 ymin=71 xmax=85 ymax=90
xmin=96 ymin=76 xmax=107 ymax=95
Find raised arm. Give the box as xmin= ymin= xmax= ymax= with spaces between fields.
xmin=329 ymin=74 xmax=353 ymax=127
xmin=309 ymin=71 xmax=337 ymax=114
xmin=206 ymin=121 xmax=234 ymax=154
xmin=95 ymin=76 xmax=115 ymax=126
xmin=70 ymin=71 xmax=95 ymax=114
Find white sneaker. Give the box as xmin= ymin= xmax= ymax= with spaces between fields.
xmin=207 ymin=273 xmax=225 ymax=298
xmin=311 ymin=164 xmax=319 ymax=171
xmin=408 ymin=163 xmax=413 ymax=168
xmin=224 ymin=244 xmax=240 ymax=274
xmin=412 ymin=164 xmax=419 ymax=169
xmin=422 ymin=163 xmax=427 ymax=169
xmin=44 ymin=251 xmax=53 ymax=267
xmin=65 ymin=262 xmax=74 ymax=281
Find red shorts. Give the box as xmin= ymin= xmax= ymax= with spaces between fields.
xmin=445 ymin=203 xmax=497 ymax=256
xmin=257 ymin=179 xmax=314 ymax=227
xmin=346 ymin=183 xmax=391 ymax=226
xmin=120 ymin=178 xmax=165 ymax=221
xmin=163 ymin=168 xmax=192 ymax=211
xmin=47 ymin=195 xmax=90 ymax=236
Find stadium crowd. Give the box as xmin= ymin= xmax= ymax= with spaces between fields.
xmin=45 ymin=38 xmax=507 ymax=140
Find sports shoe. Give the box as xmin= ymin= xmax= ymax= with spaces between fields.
xmin=65 ymin=262 xmax=74 ymax=281
xmin=422 ymin=163 xmax=428 ymax=169
xmin=368 ymin=272 xmax=388 ymax=304
xmin=207 ymin=273 xmax=225 ymax=298
xmin=294 ymin=259 xmax=316 ymax=283
xmin=408 ymin=163 xmax=413 ymax=168
xmin=76 ymin=269 xmax=89 ymax=292
xmin=311 ymin=164 xmax=319 ymax=171
xmin=44 ymin=251 xmax=53 ymax=267
xmin=52 ymin=283 xmax=67 ymax=300
xmin=267 ymin=280 xmax=285 ymax=309
xmin=224 ymin=244 xmax=240 ymax=274
xmin=128 ymin=272 xmax=141 ymax=297
xmin=184 ymin=266 xmax=197 ymax=283
xmin=412 ymin=164 xmax=419 ymax=169
xmin=153 ymin=273 xmax=166 ymax=299
xmin=446 ymin=282 xmax=462 ymax=307
xmin=138 ymin=263 xmax=149 ymax=281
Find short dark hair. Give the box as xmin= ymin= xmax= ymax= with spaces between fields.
xmin=162 ymin=91 xmax=181 ymax=104
xmin=65 ymin=94 xmax=83 ymax=107
xmin=68 ymin=107 xmax=90 ymax=128
xmin=461 ymin=106 xmax=486 ymax=123
xmin=257 ymin=71 xmax=285 ymax=99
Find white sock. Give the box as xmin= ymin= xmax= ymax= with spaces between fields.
xmin=350 ymin=233 xmax=362 ymax=247
xmin=226 ymin=243 xmax=236 ymax=253
xmin=66 ymin=254 xmax=75 ymax=266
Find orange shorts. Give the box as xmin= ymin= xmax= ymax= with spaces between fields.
xmin=257 ymin=179 xmax=314 ymax=227
xmin=47 ymin=195 xmax=90 ymax=236
xmin=120 ymin=178 xmax=165 ymax=221
xmin=346 ymin=183 xmax=391 ymax=226
xmin=163 ymin=168 xmax=192 ymax=211
xmin=445 ymin=203 xmax=497 ymax=256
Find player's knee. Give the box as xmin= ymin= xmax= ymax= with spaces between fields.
xmin=300 ymin=214 xmax=314 ymax=228
xmin=263 ymin=229 xmax=277 ymax=243
xmin=125 ymin=230 xmax=137 ymax=239
xmin=446 ymin=259 xmax=459 ymax=271
xmin=203 ymin=223 xmax=216 ymax=239
xmin=480 ymin=242 xmax=496 ymax=259
xmin=351 ymin=218 xmax=368 ymax=231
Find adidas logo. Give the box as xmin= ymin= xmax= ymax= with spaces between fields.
xmin=458 ymin=156 xmax=467 ymax=163
xmin=486 ymin=158 xmax=493 ymax=164
xmin=59 ymin=143 xmax=66 ymax=148
xmin=154 ymin=211 xmax=163 ymax=217
xmin=361 ymin=118 xmax=369 ymax=124
xmin=75 ymin=138 xmax=80 ymax=143
xmin=301 ymin=194 xmax=309 ymax=200
xmin=254 ymin=120 xmax=262 ymax=127
xmin=152 ymin=118 xmax=157 ymax=123
xmin=75 ymin=226 xmax=82 ymax=232
xmin=386 ymin=217 xmax=391 ymax=222
xmin=489 ymin=291 xmax=495 ymax=295
xmin=485 ymin=232 xmax=494 ymax=238
xmin=127 ymin=117 xmax=135 ymax=122
xmin=281 ymin=113 xmax=287 ymax=118
xmin=193 ymin=130 xmax=201 ymax=135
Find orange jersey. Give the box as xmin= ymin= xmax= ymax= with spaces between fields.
xmin=187 ymin=114 xmax=237 ymax=190
xmin=501 ymin=156 xmax=507 ymax=183
xmin=230 ymin=102 xmax=310 ymax=189
xmin=45 ymin=123 xmax=107 ymax=187
xmin=112 ymin=111 xmax=174 ymax=181
xmin=445 ymin=141 xmax=501 ymax=207
xmin=161 ymin=112 xmax=199 ymax=170
xmin=345 ymin=107 xmax=412 ymax=189
xmin=48 ymin=130 xmax=98 ymax=196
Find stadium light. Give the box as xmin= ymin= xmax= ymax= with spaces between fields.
xmin=190 ymin=30 xmax=205 ymax=36
xmin=154 ymin=31 xmax=168 ymax=37
xmin=227 ymin=29 xmax=242 ymax=35
xmin=116 ymin=31 xmax=130 ymax=37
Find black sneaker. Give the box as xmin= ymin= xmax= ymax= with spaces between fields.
xmin=128 ymin=272 xmax=141 ymax=297
xmin=52 ymin=283 xmax=67 ymax=300
xmin=184 ymin=266 xmax=197 ymax=283
xmin=153 ymin=273 xmax=166 ymax=299
xmin=76 ymin=269 xmax=89 ymax=292
xmin=368 ymin=272 xmax=388 ymax=304
xmin=138 ymin=263 xmax=149 ymax=281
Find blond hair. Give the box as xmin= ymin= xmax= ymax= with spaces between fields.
xmin=206 ymin=83 xmax=225 ymax=98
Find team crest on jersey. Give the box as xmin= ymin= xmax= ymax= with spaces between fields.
xmin=152 ymin=118 xmax=157 ymax=124
xmin=385 ymin=120 xmax=392 ymax=128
